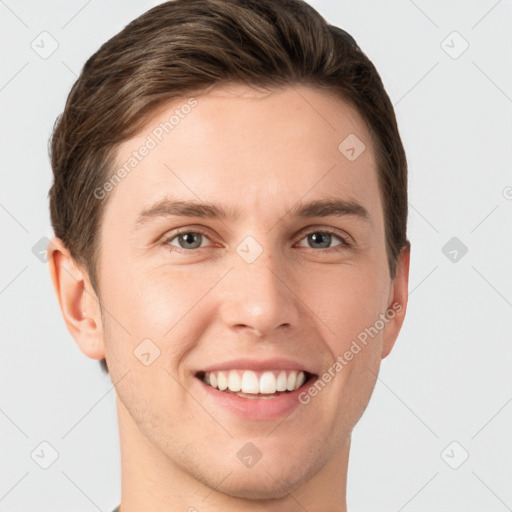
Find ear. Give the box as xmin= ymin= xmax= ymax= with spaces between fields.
xmin=47 ymin=236 xmax=105 ymax=360
xmin=381 ymin=243 xmax=410 ymax=359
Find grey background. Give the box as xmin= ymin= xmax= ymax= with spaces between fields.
xmin=1 ymin=0 xmax=511 ymax=510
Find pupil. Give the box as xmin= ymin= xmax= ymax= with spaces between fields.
xmin=310 ymin=232 xmax=330 ymax=248
xmin=181 ymin=233 xmax=201 ymax=249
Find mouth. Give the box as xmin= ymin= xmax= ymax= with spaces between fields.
xmin=195 ymin=369 xmax=316 ymax=399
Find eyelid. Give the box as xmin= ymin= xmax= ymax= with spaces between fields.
xmin=161 ymin=224 xmax=353 ymax=251
xmin=160 ymin=226 xmax=217 ymax=247
xmin=292 ymin=225 xmax=353 ymax=247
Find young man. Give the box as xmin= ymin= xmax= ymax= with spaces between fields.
xmin=47 ymin=0 xmax=410 ymax=510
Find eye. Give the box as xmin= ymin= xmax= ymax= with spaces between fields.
xmin=295 ymin=229 xmax=351 ymax=251
xmin=164 ymin=230 xmax=211 ymax=251
xmin=161 ymin=227 xmax=352 ymax=253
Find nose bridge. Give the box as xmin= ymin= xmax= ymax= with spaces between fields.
xmin=220 ymin=234 xmax=299 ymax=336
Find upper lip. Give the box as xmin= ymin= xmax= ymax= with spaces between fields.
xmin=196 ymin=357 xmax=318 ymax=376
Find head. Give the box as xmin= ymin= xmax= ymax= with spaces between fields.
xmin=48 ymin=0 xmax=410 ymax=501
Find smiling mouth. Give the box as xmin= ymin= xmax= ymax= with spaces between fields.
xmin=195 ymin=369 xmax=316 ymax=398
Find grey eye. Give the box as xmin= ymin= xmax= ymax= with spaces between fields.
xmin=168 ymin=232 xmax=205 ymax=250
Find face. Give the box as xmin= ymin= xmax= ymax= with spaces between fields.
xmin=88 ymin=84 xmax=408 ymax=498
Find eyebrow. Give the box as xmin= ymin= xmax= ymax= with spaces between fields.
xmin=135 ymin=196 xmax=370 ymax=228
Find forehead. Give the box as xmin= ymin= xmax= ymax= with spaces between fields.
xmin=103 ymin=83 xmax=382 ymax=229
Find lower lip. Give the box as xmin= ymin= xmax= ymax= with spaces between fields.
xmin=195 ymin=376 xmax=316 ymax=421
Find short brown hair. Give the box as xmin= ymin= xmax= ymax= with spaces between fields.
xmin=48 ymin=0 xmax=410 ymax=374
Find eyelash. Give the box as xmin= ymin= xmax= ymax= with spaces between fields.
xmin=161 ymin=227 xmax=352 ymax=254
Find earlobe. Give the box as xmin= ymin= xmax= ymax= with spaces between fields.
xmin=381 ymin=243 xmax=411 ymax=359
xmin=47 ymin=237 xmax=105 ymax=360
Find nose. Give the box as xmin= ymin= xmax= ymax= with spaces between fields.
xmin=218 ymin=245 xmax=301 ymax=338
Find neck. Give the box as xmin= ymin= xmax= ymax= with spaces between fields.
xmin=116 ymin=396 xmax=349 ymax=512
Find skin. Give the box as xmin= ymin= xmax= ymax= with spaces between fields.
xmin=49 ymin=83 xmax=410 ymax=512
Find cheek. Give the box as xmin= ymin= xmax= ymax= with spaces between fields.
xmin=308 ymin=261 xmax=390 ymax=350
xmin=310 ymin=261 xmax=389 ymax=421
xmin=101 ymin=260 xmax=223 ymax=366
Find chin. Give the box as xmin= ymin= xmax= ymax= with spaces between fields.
xmin=220 ymin=471 xmax=306 ymax=501
xmin=204 ymin=454 xmax=317 ymax=502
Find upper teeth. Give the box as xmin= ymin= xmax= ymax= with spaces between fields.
xmin=203 ymin=370 xmax=306 ymax=394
